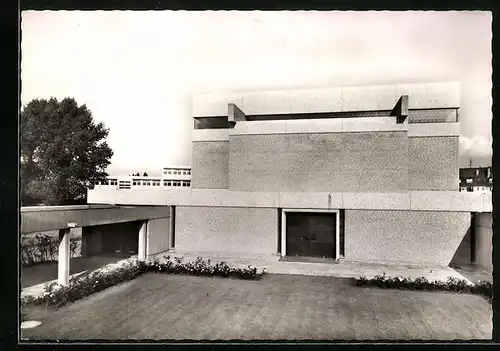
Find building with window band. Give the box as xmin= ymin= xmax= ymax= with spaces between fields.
xmin=94 ymin=166 xmax=192 ymax=189
xmin=459 ymin=166 xmax=492 ymax=193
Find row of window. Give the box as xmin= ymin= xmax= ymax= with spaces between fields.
xmin=460 ymin=186 xmax=492 ymax=192
xmin=165 ymin=180 xmax=190 ymax=187
xmin=95 ymin=179 xmax=118 ymax=186
xmin=163 ymin=169 xmax=191 ymax=176
xmin=464 ymin=178 xmax=492 ymax=184
xmin=95 ymin=180 xmax=191 ymax=187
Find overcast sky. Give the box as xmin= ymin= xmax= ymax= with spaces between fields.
xmin=21 ymin=11 xmax=492 ymax=176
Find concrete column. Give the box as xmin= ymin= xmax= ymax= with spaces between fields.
xmin=58 ymin=228 xmax=71 ymax=286
xmin=138 ymin=220 xmax=148 ymax=261
xmin=169 ymin=206 xmax=175 ymax=249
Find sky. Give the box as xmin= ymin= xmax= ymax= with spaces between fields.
xmin=21 ymin=11 xmax=492 ymax=176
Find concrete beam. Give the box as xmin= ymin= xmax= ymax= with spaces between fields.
xmin=228 ymin=103 xmax=246 ymax=128
xmin=87 ymin=188 xmax=491 ymax=213
xmin=58 ymin=228 xmax=71 ymax=286
xmin=392 ymin=95 xmax=409 ymax=123
xmin=21 ymin=205 xmax=171 ymax=234
xmin=229 ymin=117 xmax=407 ymax=136
xmin=192 ymin=129 xmax=229 ymax=141
xmin=407 ymin=123 xmax=460 ymax=137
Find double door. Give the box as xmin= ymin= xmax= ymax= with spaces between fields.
xmin=286 ymin=212 xmax=336 ymax=258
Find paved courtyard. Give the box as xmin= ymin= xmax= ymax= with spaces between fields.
xmin=21 ymin=273 xmax=492 ymax=341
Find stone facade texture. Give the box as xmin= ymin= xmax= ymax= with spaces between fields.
xmin=229 ymin=132 xmax=409 ymax=192
xmin=408 ymin=136 xmax=459 ymax=191
xmin=192 ymin=141 xmax=229 ymax=189
xmin=344 ymin=210 xmax=470 ymax=266
xmin=175 ymin=206 xmax=277 ymax=255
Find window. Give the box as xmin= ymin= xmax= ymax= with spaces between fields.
xmin=143 ymin=181 xmax=151 ymax=186
xmin=167 ymin=171 xmax=172 ymax=175
xmin=119 ymin=181 xmax=131 ymax=189
xmin=187 ymin=170 xmax=191 ymax=175
xmin=152 ymin=180 xmax=160 ymax=186
xmin=133 ymin=179 xmax=141 ymax=186
xmin=109 ymin=179 xmax=117 ymax=186
xmin=95 ymin=181 xmax=100 ymax=186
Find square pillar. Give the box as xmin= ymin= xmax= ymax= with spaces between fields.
xmin=138 ymin=220 xmax=148 ymax=261
xmin=58 ymin=228 xmax=71 ymax=286
xmin=169 ymin=206 xmax=175 ymax=249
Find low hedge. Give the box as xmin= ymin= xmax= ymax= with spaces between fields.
xmin=353 ymin=273 xmax=492 ymax=303
xmin=22 ymin=255 xmax=266 ymax=308
xmin=147 ymin=255 xmax=266 ymax=280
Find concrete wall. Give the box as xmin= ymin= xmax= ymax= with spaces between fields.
xmin=147 ymin=217 xmax=171 ymax=256
xmin=175 ymin=206 xmax=277 ymax=256
xmin=474 ymin=212 xmax=492 ymax=273
xmin=82 ymin=221 xmax=139 ymax=256
xmin=450 ymin=226 xmax=472 ymax=266
xmin=82 ymin=227 xmax=102 ymax=256
xmin=229 ymin=132 xmax=409 ymax=192
xmin=344 ymin=210 xmax=470 ymax=266
xmin=191 ymin=141 xmax=229 ymax=189
xmin=408 ymin=136 xmax=459 ymax=190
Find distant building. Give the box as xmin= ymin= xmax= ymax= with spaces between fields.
xmin=459 ymin=166 xmax=492 ymax=192
xmin=94 ymin=166 xmax=192 ymax=189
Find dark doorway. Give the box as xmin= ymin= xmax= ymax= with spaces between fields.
xmin=286 ymin=212 xmax=336 ymax=258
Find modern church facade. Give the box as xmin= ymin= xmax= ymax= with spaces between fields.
xmin=88 ymin=82 xmax=492 ymax=268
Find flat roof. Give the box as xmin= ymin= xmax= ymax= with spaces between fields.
xmin=193 ymin=81 xmax=460 ymax=117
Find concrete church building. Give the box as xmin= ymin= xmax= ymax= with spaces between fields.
xmin=88 ymin=81 xmax=492 ymax=268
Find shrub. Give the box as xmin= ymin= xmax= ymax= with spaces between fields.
xmin=21 ymin=233 xmax=82 ymax=266
xmin=22 ymin=256 xmax=267 ymax=308
xmin=23 ymin=260 xmax=148 ymax=308
xmin=147 ymin=256 xmax=266 ymax=280
xmin=353 ymin=273 xmax=492 ymax=303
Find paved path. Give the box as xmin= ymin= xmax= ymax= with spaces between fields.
xmin=160 ymin=250 xmax=491 ymax=284
xmin=21 ymin=250 xmax=491 ymax=299
xmin=21 ymin=254 xmax=132 ymax=297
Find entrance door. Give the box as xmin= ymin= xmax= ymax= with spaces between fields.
xmin=286 ymin=212 xmax=336 ymax=258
